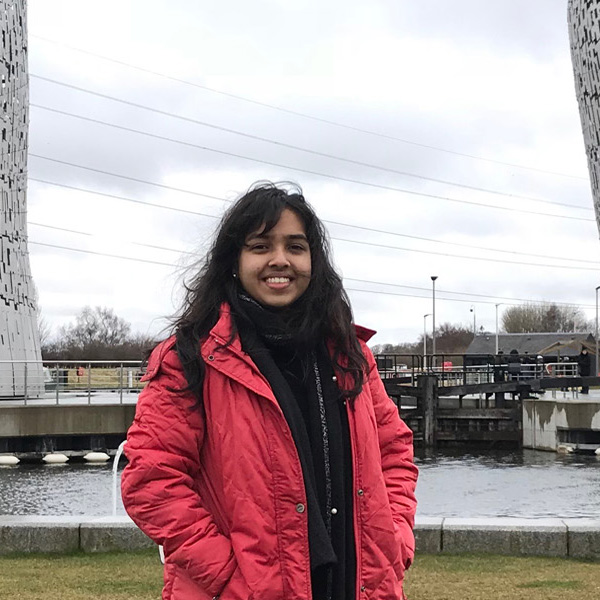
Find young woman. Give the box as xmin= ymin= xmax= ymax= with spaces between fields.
xmin=121 ymin=183 xmax=418 ymax=600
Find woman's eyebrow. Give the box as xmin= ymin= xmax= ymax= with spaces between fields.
xmin=246 ymin=232 xmax=308 ymax=242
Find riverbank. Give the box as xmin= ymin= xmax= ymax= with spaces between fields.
xmin=2 ymin=516 xmax=600 ymax=560
xmin=1 ymin=550 xmax=599 ymax=600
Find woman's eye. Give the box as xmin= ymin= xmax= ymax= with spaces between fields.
xmin=289 ymin=244 xmax=307 ymax=252
xmin=249 ymin=244 xmax=268 ymax=251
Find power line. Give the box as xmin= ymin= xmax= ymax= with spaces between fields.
xmin=29 ymin=155 xmax=231 ymax=203
xmin=30 ymin=75 xmax=592 ymax=212
xmin=345 ymin=287 xmax=522 ymax=306
xmin=30 ymin=177 xmax=223 ymax=218
xmin=28 ymin=222 xmax=197 ymax=256
xmin=29 ymin=110 xmax=596 ymax=224
xmin=29 ymin=176 xmax=600 ymax=266
xmin=29 ymin=241 xmax=179 ymax=268
xmin=334 ymin=236 xmax=600 ymax=271
xmin=27 ymin=177 xmax=599 ymax=269
xmin=344 ymin=278 xmax=596 ymax=309
xmin=29 ymin=239 xmax=592 ymax=309
xmin=31 ymin=34 xmax=589 ymax=181
xmin=27 ymin=220 xmax=599 ymax=304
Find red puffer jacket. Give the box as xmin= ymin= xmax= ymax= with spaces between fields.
xmin=121 ymin=306 xmax=418 ymax=600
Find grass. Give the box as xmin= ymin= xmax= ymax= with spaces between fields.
xmin=0 ymin=551 xmax=599 ymax=599
xmin=0 ymin=550 xmax=162 ymax=600
xmin=404 ymin=553 xmax=600 ymax=599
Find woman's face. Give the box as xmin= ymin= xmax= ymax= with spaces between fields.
xmin=238 ymin=209 xmax=312 ymax=308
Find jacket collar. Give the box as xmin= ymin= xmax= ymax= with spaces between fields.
xmin=200 ymin=303 xmax=372 ymax=395
xmin=200 ymin=304 xmax=278 ymax=403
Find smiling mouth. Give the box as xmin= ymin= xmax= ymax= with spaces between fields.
xmin=264 ymin=276 xmax=292 ymax=284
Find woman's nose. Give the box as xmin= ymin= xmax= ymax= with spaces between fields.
xmin=268 ymin=245 xmax=290 ymax=266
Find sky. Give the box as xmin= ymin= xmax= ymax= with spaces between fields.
xmin=23 ymin=0 xmax=600 ymax=347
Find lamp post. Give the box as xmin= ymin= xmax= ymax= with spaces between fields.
xmin=596 ymin=286 xmax=600 ymax=376
xmin=495 ymin=303 xmax=501 ymax=354
xmin=423 ymin=313 xmax=431 ymax=356
xmin=470 ymin=305 xmax=476 ymax=336
xmin=431 ymin=276 xmax=438 ymax=359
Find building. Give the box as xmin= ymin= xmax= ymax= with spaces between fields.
xmin=465 ymin=332 xmax=595 ymax=363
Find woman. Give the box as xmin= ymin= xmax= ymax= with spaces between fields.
xmin=121 ymin=183 xmax=418 ymax=600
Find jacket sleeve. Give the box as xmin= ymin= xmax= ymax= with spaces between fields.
xmin=364 ymin=345 xmax=418 ymax=569
xmin=121 ymin=342 xmax=236 ymax=597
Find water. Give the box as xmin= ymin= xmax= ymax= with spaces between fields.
xmin=1 ymin=449 xmax=599 ymax=518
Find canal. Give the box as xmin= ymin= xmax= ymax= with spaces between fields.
xmin=1 ymin=449 xmax=598 ymax=518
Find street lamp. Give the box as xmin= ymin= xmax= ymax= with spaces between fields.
xmin=470 ymin=305 xmax=476 ymax=336
xmin=495 ymin=303 xmax=501 ymax=354
xmin=594 ymin=285 xmax=600 ymax=377
xmin=431 ymin=276 xmax=438 ymax=358
xmin=423 ymin=313 xmax=431 ymax=356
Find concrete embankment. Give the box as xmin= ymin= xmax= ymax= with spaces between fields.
xmin=1 ymin=515 xmax=599 ymax=559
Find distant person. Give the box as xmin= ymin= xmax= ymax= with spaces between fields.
xmin=494 ymin=350 xmax=506 ymax=382
xmin=561 ymin=356 xmax=571 ymax=391
xmin=578 ymin=347 xmax=592 ymax=394
xmin=120 ymin=183 xmax=418 ymax=600
xmin=507 ymin=349 xmax=521 ymax=381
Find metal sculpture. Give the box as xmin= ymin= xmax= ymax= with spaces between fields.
xmin=568 ymin=0 xmax=600 ymax=235
xmin=0 ymin=0 xmax=43 ymax=397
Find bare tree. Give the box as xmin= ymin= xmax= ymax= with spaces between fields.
xmin=502 ymin=303 xmax=591 ymax=333
xmin=37 ymin=311 xmax=52 ymax=349
xmin=371 ymin=322 xmax=474 ymax=356
xmin=60 ymin=306 xmax=131 ymax=348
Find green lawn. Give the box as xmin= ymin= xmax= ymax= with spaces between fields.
xmin=405 ymin=553 xmax=600 ymax=600
xmin=0 ymin=550 xmax=162 ymax=600
xmin=0 ymin=551 xmax=599 ymax=600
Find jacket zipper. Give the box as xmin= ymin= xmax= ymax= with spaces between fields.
xmin=205 ymin=339 xmax=313 ymax=597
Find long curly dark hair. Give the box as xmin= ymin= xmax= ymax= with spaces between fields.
xmin=172 ymin=181 xmax=367 ymax=400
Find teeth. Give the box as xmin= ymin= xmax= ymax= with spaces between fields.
xmin=266 ymin=277 xmax=290 ymax=283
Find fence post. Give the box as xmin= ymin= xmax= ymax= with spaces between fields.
xmin=23 ymin=362 xmax=28 ymax=405
xmin=119 ymin=363 xmax=124 ymax=404
xmin=55 ymin=364 xmax=60 ymax=405
xmin=87 ymin=363 xmax=92 ymax=405
xmin=418 ymin=375 xmax=438 ymax=448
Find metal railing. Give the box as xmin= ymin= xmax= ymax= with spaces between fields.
xmin=374 ymin=354 xmax=583 ymax=387
xmin=0 ymin=360 xmax=145 ymax=405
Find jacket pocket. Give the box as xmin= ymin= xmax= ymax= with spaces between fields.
xmin=167 ymin=563 xmax=253 ymax=600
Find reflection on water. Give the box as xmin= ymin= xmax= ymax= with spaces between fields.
xmin=415 ymin=448 xmax=600 ymax=518
xmin=0 ymin=462 xmax=126 ymax=516
xmin=0 ymin=449 xmax=598 ymax=518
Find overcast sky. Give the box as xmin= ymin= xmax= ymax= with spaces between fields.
xmin=24 ymin=0 xmax=600 ymax=347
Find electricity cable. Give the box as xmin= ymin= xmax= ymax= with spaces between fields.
xmin=30 ymin=75 xmax=591 ymax=211
xmin=27 ymin=223 xmax=600 ymax=301
xmin=29 ymin=112 xmax=596 ymax=223
xmin=29 ymin=177 xmax=600 ymax=265
xmin=30 ymin=34 xmax=588 ymax=181
xmin=30 ymin=239 xmax=591 ymax=308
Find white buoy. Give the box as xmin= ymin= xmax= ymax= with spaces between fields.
xmin=556 ymin=445 xmax=574 ymax=454
xmin=0 ymin=455 xmax=19 ymax=466
xmin=595 ymin=448 xmax=600 ymax=456
xmin=42 ymin=453 xmax=69 ymax=464
xmin=84 ymin=452 xmax=110 ymax=463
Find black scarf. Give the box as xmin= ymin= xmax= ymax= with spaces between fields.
xmin=234 ymin=294 xmax=355 ymax=600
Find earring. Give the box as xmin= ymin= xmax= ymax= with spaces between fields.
xmin=233 ymin=272 xmax=238 ymax=278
